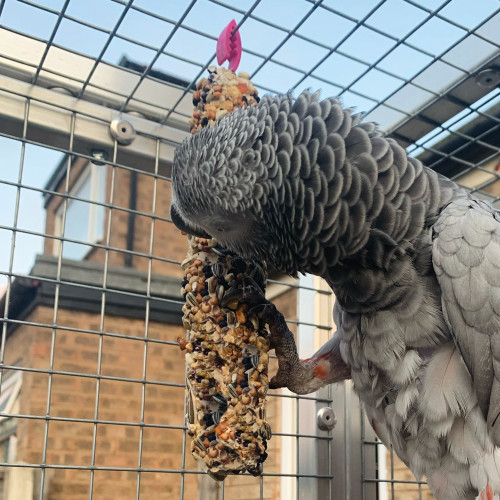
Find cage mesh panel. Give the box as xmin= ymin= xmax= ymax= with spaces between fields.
xmin=0 ymin=0 xmax=499 ymax=499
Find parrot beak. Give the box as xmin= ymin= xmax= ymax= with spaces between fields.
xmin=170 ymin=203 xmax=212 ymax=239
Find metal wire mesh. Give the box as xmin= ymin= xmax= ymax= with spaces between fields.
xmin=0 ymin=0 xmax=499 ymax=499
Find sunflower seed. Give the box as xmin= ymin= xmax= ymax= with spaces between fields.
xmin=187 ymin=396 xmax=195 ymax=424
xmin=262 ymin=423 xmax=272 ymax=440
xmin=195 ymin=436 xmax=207 ymax=451
xmin=212 ymin=394 xmax=228 ymax=407
xmin=181 ymin=256 xmax=196 ymax=268
xmin=226 ymin=311 xmax=236 ymax=327
xmin=216 ymin=285 xmax=225 ymax=301
xmin=207 ymin=276 xmax=217 ymax=294
xmin=186 ymin=292 xmax=198 ymax=307
xmin=212 ymin=246 xmax=232 ymax=257
xmin=211 ymin=263 xmax=224 ymax=277
xmin=252 ymin=354 xmax=260 ymax=368
xmin=227 ymin=384 xmax=239 ymax=398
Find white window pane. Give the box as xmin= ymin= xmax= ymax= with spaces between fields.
xmin=91 ymin=165 xmax=107 ymax=243
xmin=55 ymin=163 xmax=107 ymax=260
xmin=62 ymin=198 xmax=92 ymax=259
xmin=76 ymin=170 xmax=92 ymax=201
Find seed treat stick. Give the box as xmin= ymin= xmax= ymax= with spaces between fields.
xmin=179 ymin=237 xmax=271 ymax=480
xmin=177 ymin=22 xmax=272 ymax=480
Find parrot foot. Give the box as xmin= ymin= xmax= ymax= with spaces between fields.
xmin=221 ymin=280 xmax=341 ymax=395
xmin=477 ymin=484 xmax=497 ymax=500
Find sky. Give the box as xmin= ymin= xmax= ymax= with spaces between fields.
xmin=0 ymin=0 xmax=499 ymax=287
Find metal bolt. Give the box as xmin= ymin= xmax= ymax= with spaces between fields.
xmin=317 ymin=407 xmax=336 ymax=431
xmin=475 ymin=67 xmax=500 ymax=89
xmin=91 ymin=149 xmax=108 ymax=166
xmin=110 ymin=117 xmax=136 ymax=145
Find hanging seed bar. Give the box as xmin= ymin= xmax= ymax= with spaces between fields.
xmin=179 ymin=237 xmax=271 ymax=480
xmin=178 ymin=21 xmax=271 ymax=478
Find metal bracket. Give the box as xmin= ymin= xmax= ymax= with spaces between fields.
xmin=317 ymin=407 xmax=336 ymax=431
xmin=110 ymin=117 xmax=136 ymax=145
xmin=0 ymin=74 xmax=189 ymax=169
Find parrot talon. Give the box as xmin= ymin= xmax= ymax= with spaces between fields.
xmin=242 ymin=275 xmax=265 ymax=295
xmin=224 ymin=286 xmax=278 ymax=328
xmin=220 ymin=282 xmax=269 ymax=313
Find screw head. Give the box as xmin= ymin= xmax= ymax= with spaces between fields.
xmin=475 ymin=67 xmax=500 ymax=89
xmin=110 ymin=118 xmax=136 ymax=145
xmin=317 ymin=406 xmax=337 ymax=431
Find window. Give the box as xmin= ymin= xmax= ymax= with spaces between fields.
xmin=0 ymin=370 xmax=22 ymax=468
xmin=0 ymin=371 xmax=22 ymax=419
xmin=54 ymin=163 xmax=107 ymax=260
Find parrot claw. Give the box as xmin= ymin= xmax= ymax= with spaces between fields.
xmin=222 ymin=281 xmax=350 ymax=394
xmin=221 ymin=279 xmax=269 ymax=317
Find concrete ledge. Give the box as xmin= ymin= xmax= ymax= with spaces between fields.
xmin=1 ymin=255 xmax=183 ymax=334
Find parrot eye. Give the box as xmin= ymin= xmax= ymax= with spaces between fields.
xmin=217 ymin=228 xmax=225 ymax=233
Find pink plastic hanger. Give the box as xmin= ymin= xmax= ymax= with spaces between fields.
xmin=216 ymin=19 xmax=242 ymax=72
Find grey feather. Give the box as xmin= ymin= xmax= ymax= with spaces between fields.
xmin=312 ymin=116 xmax=328 ymax=147
xmin=399 ymin=156 xmax=417 ymax=191
xmin=370 ymin=136 xmax=389 ymax=160
xmin=324 ymin=100 xmax=344 ymax=132
xmin=345 ymin=126 xmax=371 ymax=158
xmin=354 ymin=152 xmax=378 ymax=187
xmin=326 ymin=132 xmax=346 ymax=170
xmin=337 ymin=109 xmax=352 ymax=138
xmin=377 ymin=142 xmax=395 ymax=172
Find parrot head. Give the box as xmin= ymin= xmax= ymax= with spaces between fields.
xmin=170 ymin=96 xmax=302 ymax=276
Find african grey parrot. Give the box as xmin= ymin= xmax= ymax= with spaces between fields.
xmin=170 ymin=90 xmax=500 ymax=500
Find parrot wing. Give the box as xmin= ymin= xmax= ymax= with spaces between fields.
xmin=432 ymin=196 xmax=500 ymax=447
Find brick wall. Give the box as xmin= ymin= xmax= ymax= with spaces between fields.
xmin=5 ymin=304 xmax=196 ymax=500
xmin=5 ymin=284 xmax=295 ymax=500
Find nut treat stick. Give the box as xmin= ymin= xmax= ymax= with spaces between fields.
xmin=179 ymin=237 xmax=271 ymax=480
xmin=178 ymin=22 xmax=271 ymax=480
